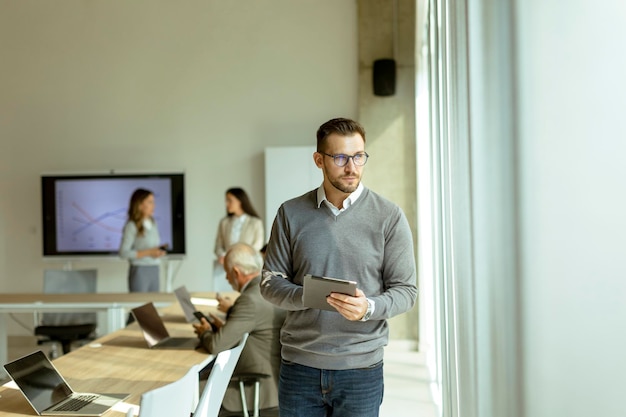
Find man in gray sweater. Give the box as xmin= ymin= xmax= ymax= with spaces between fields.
xmin=260 ymin=117 xmax=418 ymax=417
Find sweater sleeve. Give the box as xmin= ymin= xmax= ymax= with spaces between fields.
xmin=369 ymin=206 xmax=418 ymax=320
xmin=118 ymin=222 xmax=138 ymax=260
xmin=260 ymin=205 xmax=307 ymax=311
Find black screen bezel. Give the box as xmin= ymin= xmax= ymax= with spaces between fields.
xmin=41 ymin=173 xmax=186 ymax=257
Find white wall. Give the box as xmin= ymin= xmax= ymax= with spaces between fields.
xmin=264 ymin=147 xmax=321 ymax=240
xmin=0 ymin=0 xmax=358 ymax=329
xmin=517 ymin=1 xmax=626 ymax=416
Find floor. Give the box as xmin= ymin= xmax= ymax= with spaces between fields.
xmin=5 ymin=336 xmax=438 ymax=417
xmin=380 ymin=340 xmax=438 ymax=417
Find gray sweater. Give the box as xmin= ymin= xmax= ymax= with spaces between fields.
xmin=118 ymin=220 xmax=161 ymax=266
xmin=260 ymin=187 xmax=417 ymax=370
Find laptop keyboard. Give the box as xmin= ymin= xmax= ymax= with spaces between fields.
xmin=55 ymin=394 xmax=99 ymax=411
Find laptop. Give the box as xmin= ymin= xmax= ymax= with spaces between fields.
xmin=131 ymin=302 xmax=199 ymax=349
xmin=173 ymin=285 xmax=198 ymax=323
xmin=3 ymin=350 xmax=128 ymax=416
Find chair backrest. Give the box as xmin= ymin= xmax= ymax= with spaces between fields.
xmin=41 ymin=269 xmax=97 ymax=325
xmin=130 ymin=363 xmax=200 ymax=417
xmin=193 ymin=333 xmax=249 ymax=417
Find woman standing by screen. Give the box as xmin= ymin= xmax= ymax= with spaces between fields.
xmin=214 ymin=188 xmax=264 ymax=263
xmin=119 ymin=188 xmax=166 ymax=292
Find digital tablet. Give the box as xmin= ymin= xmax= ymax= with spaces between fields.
xmin=303 ymin=274 xmax=357 ymax=311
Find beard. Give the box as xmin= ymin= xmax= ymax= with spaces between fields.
xmin=329 ymin=173 xmax=360 ymax=194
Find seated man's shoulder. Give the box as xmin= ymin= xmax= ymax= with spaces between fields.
xmin=246 ymin=290 xmax=286 ymax=325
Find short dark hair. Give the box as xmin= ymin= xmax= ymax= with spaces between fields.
xmin=316 ymin=118 xmax=366 ymax=152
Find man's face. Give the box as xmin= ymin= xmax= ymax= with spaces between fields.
xmin=315 ymin=133 xmax=366 ymax=195
xmin=224 ymin=261 xmax=239 ymax=292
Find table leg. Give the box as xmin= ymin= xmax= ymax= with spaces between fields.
xmin=105 ymin=306 xmax=127 ymax=334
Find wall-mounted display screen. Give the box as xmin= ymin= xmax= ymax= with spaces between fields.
xmin=41 ymin=173 xmax=185 ymax=257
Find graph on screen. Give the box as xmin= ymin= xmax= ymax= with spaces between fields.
xmin=55 ymin=178 xmax=173 ymax=252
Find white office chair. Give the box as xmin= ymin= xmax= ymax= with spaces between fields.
xmin=193 ymin=333 xmax=249 ymax=417
xmin=126 ymin=363 xmax=201 ymax=417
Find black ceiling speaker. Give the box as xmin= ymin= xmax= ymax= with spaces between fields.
xmin=373 ymin=58 xmax=396 ymax=96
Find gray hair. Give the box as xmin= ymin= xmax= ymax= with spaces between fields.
xmin=225 ymin=243 xmax=263 ymax=275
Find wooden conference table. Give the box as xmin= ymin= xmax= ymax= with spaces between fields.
xmin=0 ymin=294 xmax=224 ymax=416
xmin=0 ymin=292 xmax=180 ymax=366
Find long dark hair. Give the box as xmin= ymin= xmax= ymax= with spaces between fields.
xmin=127 ymin=188 xmax=153 ymax=236
xmin=226 ymin=187 xmax=260 ymax=218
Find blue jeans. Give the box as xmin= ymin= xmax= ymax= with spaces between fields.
xmin=279 ymin=360 xmax=384 ymax=417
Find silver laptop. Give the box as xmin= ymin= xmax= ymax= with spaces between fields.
xmin=130 ymin=302 xmax=199 ymax=349
xmin=173 ymin=285 xmax=198 ymax=323
xmin=3 ymin=350 xmax=128 ymax=416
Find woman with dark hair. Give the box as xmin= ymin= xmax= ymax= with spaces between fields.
xmin=119 ymin=188 xmax=166 ymax=292
xmin=214 ymin=187 xmax=264 ymax=266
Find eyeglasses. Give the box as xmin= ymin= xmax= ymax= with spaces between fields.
xmin=319 ymin=152 xmax=369 ymax=167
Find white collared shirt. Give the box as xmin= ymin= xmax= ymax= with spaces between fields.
xmin=229 ymin=213 xmax=248 ymax=243
xmin=316 ymin=182 xmax=364 ymax=216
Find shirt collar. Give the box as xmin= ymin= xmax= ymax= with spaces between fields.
xmin=316 ymin=182 xmax=364 ymax=210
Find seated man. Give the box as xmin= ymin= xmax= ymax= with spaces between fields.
xmin=193 ymin=242 xmax=286 ymax=415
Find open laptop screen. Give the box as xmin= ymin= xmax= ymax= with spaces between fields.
xmin=131 ymin=302 xmax=171 ymax=347
xmin=173 ymin=285 xmax=197 ymax=323
xmin=4 ymin=351 xmax=73 ymax=414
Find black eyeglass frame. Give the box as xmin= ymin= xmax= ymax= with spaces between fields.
xmin=319 ymin=151 xmax=370 ymax=167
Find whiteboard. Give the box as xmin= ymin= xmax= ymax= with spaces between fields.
xmin=264 ymin=146 xmax=322 ymax=240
